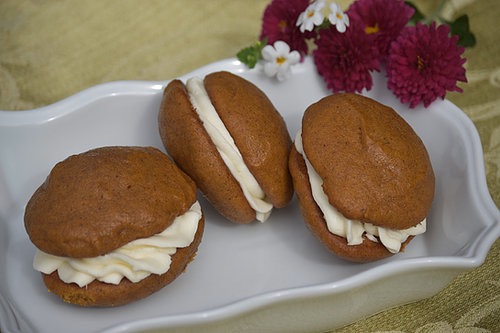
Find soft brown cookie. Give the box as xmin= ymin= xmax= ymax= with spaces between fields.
xmin=158 ymin=71 xmax=293 ymax=223
xmin=24 ymin=146 xmax=204 ymax=306
xmin=290 ymin=93 xmax=434 ymax=262
xmin=25 ymin=146 xmax=197 ymax=257
xmin=289 ymin=146 xmax=412 ymax=262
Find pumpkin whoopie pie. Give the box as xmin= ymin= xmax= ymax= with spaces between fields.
xmin=24 ymin=146 xmax=204 ymax=306
xmin=158 ymin=71 xmax=293 ymax=223
xmin=289 ymin=93 xmax=435 ymax=262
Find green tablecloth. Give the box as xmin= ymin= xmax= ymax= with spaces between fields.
xmin=1 ymin=0 xmax=498 ymax=332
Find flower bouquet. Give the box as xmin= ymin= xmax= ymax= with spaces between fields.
xmin=237 ymin=0 xmax=475 ymax=108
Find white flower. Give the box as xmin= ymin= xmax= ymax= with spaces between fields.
xmin=328 ymin=2 xmax=349 ymax=33
xmin=261 ymin=41 xmax=300 ymax=81
xmin=296 ymin=0 xmax=326 ymax=33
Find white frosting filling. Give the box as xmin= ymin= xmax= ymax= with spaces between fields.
xmin=186 ymin=77 xmax=273 ymax=222
xmin=294 ymin=130 xmax=426 ymax=253
xmin=33 ymin=201 xmax=202 ymax=287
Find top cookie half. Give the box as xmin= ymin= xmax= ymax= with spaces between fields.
xmin=301 ymin=93 xmax=435 ymax=229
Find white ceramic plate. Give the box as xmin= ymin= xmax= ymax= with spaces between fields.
xmin=0 ymin=57 xmax=498 ymax=333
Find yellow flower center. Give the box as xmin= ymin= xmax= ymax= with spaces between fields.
xmin=276 ymin=56 xmax=286 ymax=65
xmin=365 ymin=24 xmax=380 ymax=34
xmin=336 ymin=12 xmax=343 ymax=20
xmin=307 ymin=10 xmax=315 ymax=18
xmin=417 ymin=55 xmax=425 ymax=71
xmin=278 ymin=20 xmax=287 ymax=32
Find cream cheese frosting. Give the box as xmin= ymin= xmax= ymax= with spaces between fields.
xmin=294 ymin=130 xmax=426 ymax=253
xmin=186 ymin=77 xmax=273 ymax=222
xmin=33 ymin=201 xmax=202 ymax=287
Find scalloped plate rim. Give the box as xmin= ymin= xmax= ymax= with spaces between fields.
xmin=0 ymin=57 xmax=498 ymax=333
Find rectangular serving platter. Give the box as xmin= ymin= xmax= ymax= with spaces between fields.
xmin=0 ymin=57 xmax=498 ymax=333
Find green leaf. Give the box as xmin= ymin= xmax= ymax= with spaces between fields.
xmin=448 ymin=14 xmax=476 ymax=48
xmin=236 ymin=46 xmax=261 ymax=69
xmin=405 ymin=1 xmax=425 ymax=25
xmin=236 ymin=38 xmax=268 ymax=69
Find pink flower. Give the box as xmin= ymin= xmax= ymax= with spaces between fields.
xmin=386 ymin=22 xmax=467 ymax=108
xmin=313 ymin=23 xmax=380 ymax=93
xmin=347 ymin=0 xmax=414 ymax=61
xmin=260 ymin=0 xmax=315 ymax=56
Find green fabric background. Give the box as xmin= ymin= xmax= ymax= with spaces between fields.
xmin=0 ymin=0 xmax=498 ymax=332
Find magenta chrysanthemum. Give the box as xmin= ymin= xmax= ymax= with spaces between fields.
xmin=386 ymin=22 xmax=467 ymax=108
xmin=260 ymin=0 xmax=314 ymax=55
xmin=347 ymin=0 xmax=414 ymax=61
xmin=313 ymin=23 xmax=380 ymax=93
